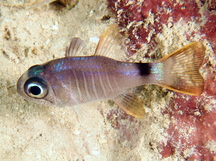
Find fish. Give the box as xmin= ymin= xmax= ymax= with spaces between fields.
xmin=17 ymin=25 xmax=205 ymax=118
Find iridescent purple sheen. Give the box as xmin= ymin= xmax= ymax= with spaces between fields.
xmin=30 ymin=56 xmax=152 ymax=106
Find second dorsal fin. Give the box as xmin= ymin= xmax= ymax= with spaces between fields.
xmin=65 ymin=37 xmax=87 ymax=57
xmin=94 ymin=24 xmax=127 ymax=61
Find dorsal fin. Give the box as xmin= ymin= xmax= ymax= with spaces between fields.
xmin=65 ymin=37 xmax=86 ymax=57
xmin=113 ymin=87 xmax=145 ymax=118
xmin=94 ymin=24 xmax=127 ymax=61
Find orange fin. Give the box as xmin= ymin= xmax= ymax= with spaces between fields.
xmin=152 ymin=42 xmax=205 ymax=95
xmin=94 ymin=24 xmax=127 ymax=61
xmin=113 ymin=87 xmax=145 ymax=118
xmin=65 ymin=37 xmax=86 ymax=57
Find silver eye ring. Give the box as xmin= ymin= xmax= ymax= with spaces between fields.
xmin=24 ymin=77 xmax=48 ymax=99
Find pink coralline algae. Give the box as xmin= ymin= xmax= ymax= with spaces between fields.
xmin=108 ymin=0 xmax=216 ymax=53
xmin=107 ymin=0 xmax=216 ymax=160
xmin=161 ymin=94 xmax=216 ymax=160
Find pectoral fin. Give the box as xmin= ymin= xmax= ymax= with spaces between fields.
xmin=113 ymin=88 xmax=145 ymax=118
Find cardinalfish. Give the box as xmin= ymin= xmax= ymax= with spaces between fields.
xmin=17 ymin=25 xmax=205 ymax=118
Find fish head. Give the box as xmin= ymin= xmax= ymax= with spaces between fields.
xmin=17 ymin=64 xmax=61 ymax=107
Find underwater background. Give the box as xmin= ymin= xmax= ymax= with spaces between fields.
xmin=0 ymin=0 xmax=215 ymax=160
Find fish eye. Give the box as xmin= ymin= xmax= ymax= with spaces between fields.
xmin=24 ymin=77 xmax=48 ymax=99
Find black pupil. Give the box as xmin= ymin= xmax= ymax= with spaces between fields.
xmin=30 ymin=86 xmax=41 ymax=95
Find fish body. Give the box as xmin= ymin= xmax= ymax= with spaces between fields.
xmin=17 ymin=25 xmax=205 ymax=118
xmin=17 ymin=55 xmax=154 ymax=106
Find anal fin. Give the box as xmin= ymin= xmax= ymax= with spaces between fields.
xmin=113 ymin=87 xmax=145 ymax=118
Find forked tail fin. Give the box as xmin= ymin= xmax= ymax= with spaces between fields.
xmin=152 ymin=42 xmax=205 ymax=95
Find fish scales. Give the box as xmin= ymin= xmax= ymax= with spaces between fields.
xmin=41 ymin=56 xmax=152 ymax=105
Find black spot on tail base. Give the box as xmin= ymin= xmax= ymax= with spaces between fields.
xmin=136 ymin=63 xmax=151 ymax=76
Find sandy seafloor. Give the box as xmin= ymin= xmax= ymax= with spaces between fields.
xmin=0 ymin=0 xmax=214 ymax=161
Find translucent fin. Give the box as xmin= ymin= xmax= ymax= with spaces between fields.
xmin=73 ymin=104 xmax=92 ymax=124
xmin=153 ymin=42 xmax=205 ymax=96
xmin=65 ymin=37 xmax=86 ymax=57
xmin=73 ymin=102 xmax=99 ymax=124
xmin=113 ymin=88 xmax=145 ymax=118
xmin=94 ymin=24 xmax=127 ymax=61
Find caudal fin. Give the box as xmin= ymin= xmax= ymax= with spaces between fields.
xmin=152 ymin=42 xmax=205 ymax=96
